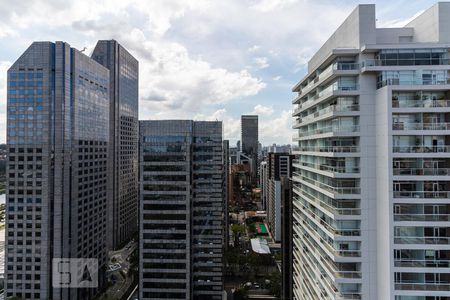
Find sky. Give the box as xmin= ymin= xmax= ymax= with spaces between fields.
xmin=0 ymin=0 xmax=441 ymax=146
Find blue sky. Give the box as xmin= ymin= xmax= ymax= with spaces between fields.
xmin=0 ymin=0 xmax=441 ymax=145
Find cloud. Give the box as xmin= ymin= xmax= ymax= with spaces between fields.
xmin=259 ymin=110 xmax=293 ymax=144
xmin=250 ymin=0 xmax=299 ymax=12
xmin=253 ymin=56 xmax=269 ymax=69
xmin=248 ymin=45 xmax=261 ymax=53
xmin=272 ymin=75 xmax=282 ymax=81
xmin=251 ymin=104 xmax=273 ymax=116
xmin=0 ymin=61 xmax=11 ymax=144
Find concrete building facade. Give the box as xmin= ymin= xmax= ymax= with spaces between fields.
xmin=5 ymin=41 xmax=110 ymax=300
xmin=139 ymin=120 xmax=224 ymax=300
xmin=292 ymin=3 xmax=450 ymax=300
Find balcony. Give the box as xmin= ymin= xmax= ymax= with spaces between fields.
xmin=294 ymin=104 xmax=359 ymax=122
xmin=293 ymin=145 xmax=360 ymax=153
xmin=393 ymin=122 xmax=450 ymax=131
xmin=394 ymin=236 xmax=450 ymax=245
xmin=393 ymin=145 xmax=450 ymax=153
xmin=393 ymin=168 xmax=450 ymax=176
xmin=377 ymin=78 xmax=450 ymax=89
xmin=392 ymin=99 xmax=450 ymax=109
xmin=362 ymin=58 xmax=450 ymax=68
xmin=394 ymin=214 xmax=450 ymax=222
xmin=395 ymin=283 xmax=450 ymax=292
xmin=394 ymin=259 xmax=450 ymax=268
xmin=295 ymin=160 xmax=359 ymax=174
xmin=394 ymin=191 xmax=450 ymax=198
xmin=295 ymin=173 xmax=361 ymax=195
xmin=298 ymin=125 xmax=360 ymax=138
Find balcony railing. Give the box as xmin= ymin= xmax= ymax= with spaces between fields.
xmin=363 ymin=58 xmax=450 ymax=67
xmin=293 ymin=145 xmax=360 ymax=153
xmin=394 ymin=214 xmax=450 ymax=222
xmin=296 ymin=160 xmax=360 ymax=174
xmin=393 ymin=168 xmax=450 ymax=176
xmin=297 ymin=174 xmax=361 ymax=195
xmin=392 ymin=99 xmax=450 ymax=108
xmin=298 ymin=104 xmax=360 ymax=124
xmin=393 ymin=145 xmax=450 ymax=153
xmin=394 ymin=236 xmax=450 ymax=245
xmin=394 ymin=259 xmax=450 ymax=268
xmin=393 ymin=191 xmax=450 ymax=198
xmin=393 ymin=122 xmax=450 ymax=131
xmin=378 ymin=78 xmax=450 ymax=88
xmin=299 ymin=125 xmax=360 ymax=138
xmin=395 ymin=283 xmax=450 ymax=291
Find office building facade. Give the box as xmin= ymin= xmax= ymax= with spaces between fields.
xmin=267 ymin=152 xmax=293 ymax=242
xmin=241 ymin=115 xmax=259 ymax=183
xmin=292 ymin=3 xmax=450 ymax=299
xmin=92 ymin=40 xmax=139 ymax=249
xmin=139 ymin=120 xmax=224 ymax=300
xmin=6 ymin=41 xmax=110 ymax=299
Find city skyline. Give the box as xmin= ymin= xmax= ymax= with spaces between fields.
xmin=0 ymin=0 xmax=443 ymax=145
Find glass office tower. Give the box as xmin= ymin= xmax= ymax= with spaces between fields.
xmin=92 ymin=40 xmax=139 ymax=250
xmin=139 ymin=120 xmax=224 ymax=300
xmin=6 ymin=42 xmax=110 ymax=300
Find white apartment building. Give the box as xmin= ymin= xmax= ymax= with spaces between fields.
xmin=292 ymin=3 xmax=450 ymax=300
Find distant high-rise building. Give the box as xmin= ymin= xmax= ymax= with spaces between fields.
xmin=223 ymin=139 xmax=230 ymax=250
xmin=6 ymin=41 xmax=110 ymax=300
xmin=139 ymin=120 xmax=224 ymax=300
xmin=281 ymin=177 xmax=293 ymax=300
xmin=267 ymin=152 xmax=293 ymax=242
xmin=292 ymin=3 xmax=450 ymax=299
xmin=92 ymin=40 xmax=139 ymax=249
xmin=241 ymin=115 xmax=258 ymax=183
xmin=259 ymin=161 xmax=268 ymax=210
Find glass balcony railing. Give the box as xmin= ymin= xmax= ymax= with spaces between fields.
xmin=393 ymin=168 xmax=450 ymax=176
xmin=393 ymin=122 xmax=450 ymax=131
xmin=299 ymin=125 xmax=360 ymax=138
xmin=393 ymin=191 xmax=450 ymax=198
xmin=393 ymin=145 xmax=450 ymax=153
xmin=296 ymin=174 xmax=361 ymax=195
xmin=297 ymin=105 xmax=360 ymax=125
xmin=378 ymin=78 xmax=450 ymax=88
xmin=395 ymin=283 xmax=450 ymax=291
xmin=363 ymin=58 xmax=450 ymax=67
xmin=295 ymin=160 xmax=360 ymax=174
xmin=394 ymin=236 xmax=450 ymax=245
xmin=394 ymin=259 xmax=450 ymax=268
xmin=293 ymin=145 xmax=360 ymax=153
xmin=392 ymin=99 xmax=450 ymax=108
xmin=394 ymin=214 xmax=450 ymax=222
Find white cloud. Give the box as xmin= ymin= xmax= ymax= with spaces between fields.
xmin=250 ymin=0 xmax=299 ymax=12
xmin=251 ymin=104 xmax=274 ymax=116
xmin=248 ymin=45 xmax=261 ymax=53
xmin=259 ymin=110 xmax=293 ymax=144
xmin=253 ymin=56 xmax=269 ymax=69
xmin=378 ymin=10 xmax=425 ymax=28
xmin=0 ymin=61 xmax=11 ymax=144
xmin=272 ymin=75 xmax=282 ymax=81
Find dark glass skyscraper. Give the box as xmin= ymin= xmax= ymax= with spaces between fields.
xmin=6 ymin=42 xmax=110 ymax=300
xmin=241 ymin=115 xmax=258 ymax=183
xmin=139 ymin=120 xmax=224 ymax=300
xmin=92 ymin=40 xmax=139 ymax=250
